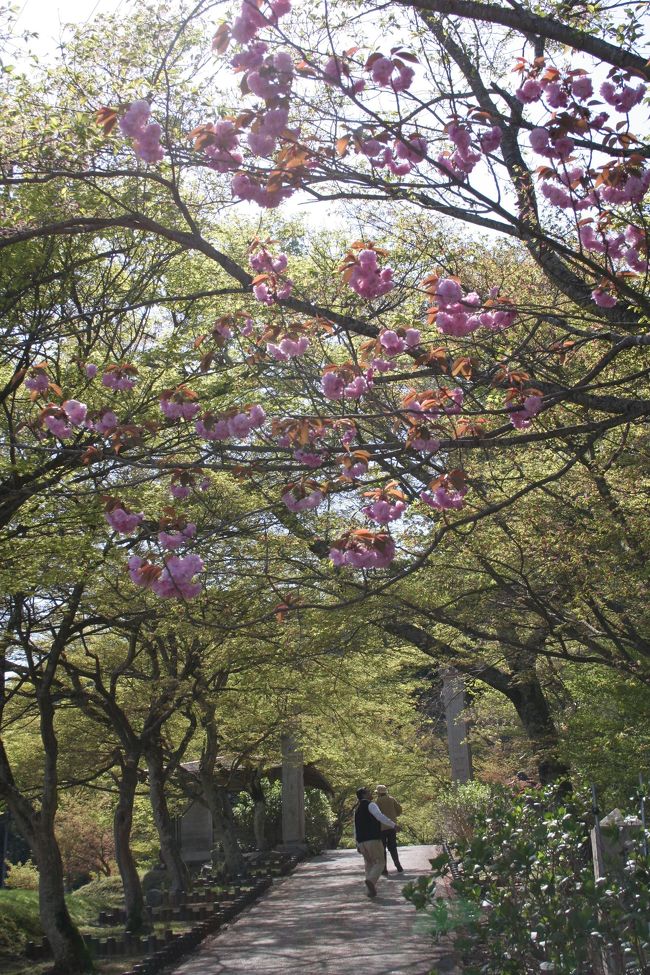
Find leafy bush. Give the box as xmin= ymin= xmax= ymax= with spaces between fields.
xmin=234 ymin=781 xmax=335 ymax=852
xmin=0 ymin=889 xmax=42 ymax=958
xmin=4 ymin=860 xmax=39 ymax=890
xmin=429 ymin=781 xmax=495 ymax=844
xmin=405 ymin=785 xmax=650 ymax=975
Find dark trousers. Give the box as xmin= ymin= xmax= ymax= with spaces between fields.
xmin=382 ymin=828 xmax=402 ymax=869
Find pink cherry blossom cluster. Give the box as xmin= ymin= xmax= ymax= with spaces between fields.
xmin=322 ymin=368 xmax=373 ymax=401
xmin=102 ymin=364 xmax=138 ymax=392
xmin=247 ymin=49 xmax=293 ymax=101
xmin=231 ymin=171 xmax=294 ymax=208
xmin=436 ymin=121 xmax=502 ymax=180
xmin=600 ymin=77 xmax=646 ymax=114
xmin=379 ymin=328 xmax=420 ymax=357
xmin=92 ymin=408 xmax=119 ymax=436
xmin=203 ymin=120 xmax=243 ymax=172
xmin=25 ymin=367 xmax=49 ymax=394
xmin=293 ymin=448 xmax=324 ymax=468
xmin=361 ymin=133 xmax=428 ymax=177
xmin=158 ymin=522 xmax=197 ymax=550
xmin=362 ymin=498 xmax=406 ymax=524
xmin=420 ymin=482 xmax=467 ymax=511
xmin=508 ymin=393 xmax=543 ymax=429
xmin=433 ymin=278 xmax=516 ymax=336
xmin=84 ymin=363 xmax=98 ymax=378
xmin=338 ymin=454 xmax=368 ymax=480
xmin=281 ymin=482 xmax=325 ymax=511
xmin=330 ymin=530 xmax=396 ymax=569
xmin=247 ymin=106 xmax=289 ymax=156
xmin=347 ymin=249 xmax=395 ymax=299
xmin=230 ymin=0 xmax=291 ymax=45
xmin=249 ymin=245 xmax=294 ymax=303
xmin=267 ymin=335 xmax=309 ymax=360
xmin=322 ymin=56 xmax=365 ymax=96
xmin=195 ymin=404 xmax=266 ymax=440
xmin=41 ymin=399 xmax=89 ymax=439
xmin=159 ymin=386 xmax=201 ymax=421
xmin=105 ymin=504 xmax=144 ymax=534
xmin=365 ymin=53 xmax=415 ymax=92
xmin=128 ymin=553 xmax=204 ymax=599
xmin=119 ymin=100 xmax=164 ymax=164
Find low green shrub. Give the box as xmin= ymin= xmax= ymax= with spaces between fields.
xmin=405 ymin=785 xmax=650 ymax=975
xmin=4 ymin=860 xmax=39 ymax=890
xmin=0 ymin=889 xmax=42 ymax=958
xmin=429 ymin=781 xmax=495 ymax=844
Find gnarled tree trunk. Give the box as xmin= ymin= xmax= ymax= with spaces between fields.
xmin=145 ymin=744 xmax=190 ymax=894
xmin=114 ymin=755 xmax=146 ymax=931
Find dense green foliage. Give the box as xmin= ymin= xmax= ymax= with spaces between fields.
xmin=406 ymin=786 xmax=650 ymax=974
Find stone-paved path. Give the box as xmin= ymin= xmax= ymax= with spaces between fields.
xmin=173 ymin=845 xmax=457 ymax=975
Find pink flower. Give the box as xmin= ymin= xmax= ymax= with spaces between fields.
xmin=170 ymin=484 xmax=191 ymax=499
xmin=105 ymin=506 xmax=144 ymax=534
xmin=420 ymin=485 xmax=467 ymax=510
xmin=330 ymin=531 xmax=396 ymax=569
xmin=102 ymin=368 xmax=136 ymax=392
xmin=411 ymin=436 xmax=441 ymax=453
xmin=322 ymin=372 xmax=346 ymax=400
xmin=43 ymin=412 xmax=72 ymax=439
xmin=508 ymin=393 xmax=543 ymax=430
xmin=363 ymin=499 xmax=406 ymax=524
xmin=159 ymin=390 xmax=201 ymax=421
xmin=231 ymin=40 xmax=268 ymax=71
xmin=600 ymin=80 xmax=646 ymax=113
xmin=134 ymin=123 xmax=164 ymax=164
xmin=196 ymin=415 xmax=230 ymax=440
xmin=480 ymin=126 xmax=502 ymax=153
xmin=369 ymin=56 xmax=394 ymax=86
xmin=294 ymin=449 xmax=323 ymax=468
xmin=84 ymin=363 xmax=98 ymax=379
xmin=62 ymin=399 xmax=88 ymax=426
xmin=394 ymin=134 xmax=427 ymax=163
xmin=158 ymin=523 xmax=197 ymax=550
xmin=119 ymin=99 xmax=151 ymax=138
xmin=437 ymin=277 xmax=463 ymax=303
xmin=93 ymin=409 xmax=118 ymax=435
xmin=348 ymin=249 xmax=395 ymax=299
xmin=152 ymin=554 xmax=204 ymax=600
xmin=380 ymin=330 xmax=406 ymax=356
xmin=571 ymin=76 xmax=593 ymax=100
xmin=591 ymin=288 xmax=617 ymax=308
xmin=281 ymin=486 xmax=324 ymax=512
xmin=247 ymin=50 xmax=293 ymax=101
xmin=516 ymin=79 xmax=543 ymax=103
xmin=543 ymin=81 xmax=569 ymax=109
xmin=529 ymin=127 xmax=550 ymax=154
xmin=25 ymin=369 xmax=49 ymax=394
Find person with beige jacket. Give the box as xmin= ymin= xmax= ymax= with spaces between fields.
xmin=375 ymin=785 xmax=403 ymax=874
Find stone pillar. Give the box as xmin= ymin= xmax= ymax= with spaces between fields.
xmin=441 ymin=670 xmax=473 ymax=783
xmin=279 ymin=734 xmax=307 ymax=853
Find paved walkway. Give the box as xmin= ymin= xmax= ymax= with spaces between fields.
xmin=173 ymin=845 xmax=457 ymax=975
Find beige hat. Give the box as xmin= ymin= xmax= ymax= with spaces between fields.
xmin=376 ymin=784 xmax=388 ymax=794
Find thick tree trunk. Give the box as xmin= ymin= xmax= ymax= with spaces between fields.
xmin=146 ymin=747 xmax=190 ymax=894
xmin=504 ymin=677 xmax=570 ymax=785
xmin=114 ymin=757 xmax=146 ymax=931
xmin=33 ymin=827 xmax=92 ymax=974
xmin=204 ymin=785 xmax=246 ymax=877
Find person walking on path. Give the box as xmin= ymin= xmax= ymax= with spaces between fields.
xmin=375 ymin=784 xmax=404 ymax=875
xmin=354 ymin=786 xmax=397 ymax=898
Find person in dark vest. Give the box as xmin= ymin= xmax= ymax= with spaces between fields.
xmin=375 ymin=784 xmax=404 ymax=874
xmin=354 ymin=786 xmax=397 ymax=898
